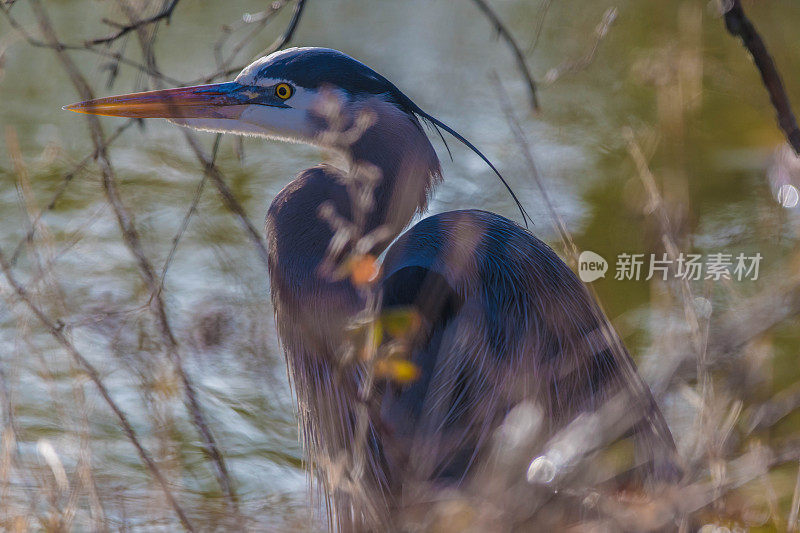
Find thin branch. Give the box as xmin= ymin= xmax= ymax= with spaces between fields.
xmin=491 ymin=72 xmax=576 ymax=261
xmin=0 ymin=247 xmax=195 ymax=533
xmin=89 ymin=0 xmax=181 ymax=46
xmin=26 ymin=1 xmax=236 ymax=525
xmin=255 ymin=0 xmax=307 ymax=59
xmin=707 ymin=272 xmax=800 ymax=365
xmin=181 ymin=132 xmax=272 ymax=266
xmin=197 ymin=0 xmax=308 ymax=84
xmin=0 ymin=7 xmax=184 ymax=86
xmin=8 ymin=120 xmax=136 ymax=267
xmin=213 ymin=1 xmax=289 ymax=72
xmin=470 ymin=0 xmax=540 ymax=111
xmin=527 ymin=0 xmax=553 ymax=55
xmin=746 ymin=381 xmax=800 ymax=434
xmin=723 ymin=0 xmax=800 ymax=154
xmin=154 ymin=134 xmax=220 ymax=299
xmin=622 ymin=127 xmax=707 ymax=378
xmin=113 ymin=5 xmax=243 ymax=514
xmin=544 ymin=7 xmax=617 ymax=84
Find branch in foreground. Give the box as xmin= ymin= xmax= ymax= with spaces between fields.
xmin=27 ymin=0 xmax=240 ymax=520
xmin=0 ymin=248 xmax=195 ymax=533
xmin=9 ymin=120 xmax=136 ymax=267
xmin=90 ymin=2 xmax=243 ymax=513
xmin=181 ymin=130 xmax=272 ymax=266
xmin=723 ymin=0 xmax=800 ymax=154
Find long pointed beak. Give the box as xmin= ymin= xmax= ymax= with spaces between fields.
xmin=63 ymin=82 xmax=253 ymax=119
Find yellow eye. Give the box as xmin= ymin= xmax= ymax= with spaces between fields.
xmin=275 ymin=83 xmax=293 ymax=100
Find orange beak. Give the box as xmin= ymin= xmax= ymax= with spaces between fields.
xmin=63 ymin=82 xmax=259 ymax=120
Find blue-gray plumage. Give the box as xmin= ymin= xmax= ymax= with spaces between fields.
xmin=65 ymin=46 xmax=679 ymax=531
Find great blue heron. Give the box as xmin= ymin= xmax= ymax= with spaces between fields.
xmin=66 ymin=47 xmax=679 ymax=530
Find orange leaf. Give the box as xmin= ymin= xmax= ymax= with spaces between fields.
xmin=350 ymin=254 xmax=379 ymax=286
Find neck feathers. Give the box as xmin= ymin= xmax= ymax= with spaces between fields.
xmin=266 ymin=98 xmax=441 ymax=298
xmin=266 ymin=97 xmax=441 ymax=353
xmin=265 ymin=96 xmax=441 ymax=528
xmin=346 ymin=98 xmax=441 ymax=235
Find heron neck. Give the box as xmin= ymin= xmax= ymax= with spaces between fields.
xmin=266 ymin=99 xmax=441 ymax=323
xmin=265 ymin=100 xmax=442 ymax=524
xmin=342 ymin=99 xmax=442 ymax=243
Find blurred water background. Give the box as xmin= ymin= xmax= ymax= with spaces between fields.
xmin=1 ymin=0 xmax=800 ymax=530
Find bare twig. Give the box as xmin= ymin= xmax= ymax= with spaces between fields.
xmin=89 ymin=0 xmax=181 ymax=46
xmin=0 ymin=248 xmax=195 ymax=532
xmin=527 ymin=0 xmax=553 ymax=55
xmin=491 ymin=72 xmax=576 ymax=261
xmin=746 ymin=380 xmax=800 ymax=434
xmin=198 ymin=0 xmax=308 ymax=84
xmin=155 ymin=134 xmax=221 ymax=299
xmin=8 ymin=120 xmax=135 ymax=267
xmin=214 ymin=1 xmax=289 ymax=72
xmin=182 ymin=132 xmax=272 ymax=266
xmin=544 ymin=7 xmax=617 ymax=84
xmin=0 ymin=7 xmax=184 ymax=85
xmin=623 ymin=127 xmax=707 ymax=400
xmin=722 ymin=0 xmax=800 ymax=154
xmin=469 ymin=0 xmax=539 ymax=110
xmin=255 ymin=0 xmax=307 ymax=59
xmin=707 ymin=274 xmax=800 ymax=364
xmin=113 ymin=5 xmax=243 ymax=514
xmin=27 ymin=0 xmax=240 ymax=520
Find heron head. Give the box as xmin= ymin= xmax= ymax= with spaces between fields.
xmin=64 ymin=47 xmax=421 ymax=146
xmin=64 ymin=47 xmax=529 ymax=223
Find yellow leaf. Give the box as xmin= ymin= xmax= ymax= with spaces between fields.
xmin=375 ymin=358 xmax=420 ymax=384
xmin=380 ymin=307 xmax=422 ymax=339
